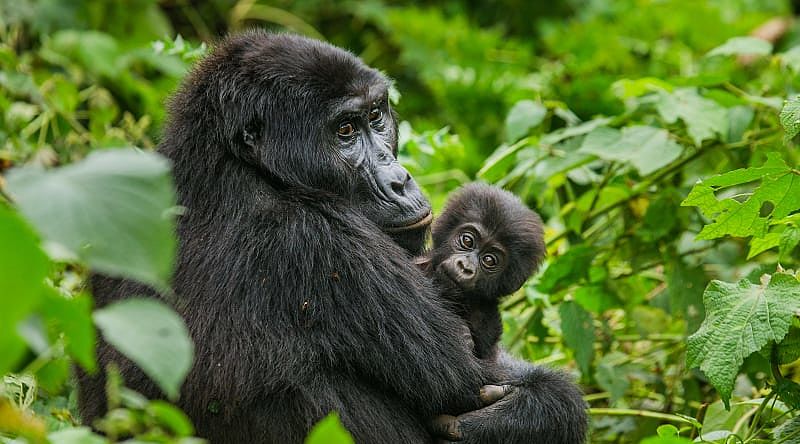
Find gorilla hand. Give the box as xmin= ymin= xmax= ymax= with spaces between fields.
xmin=430 ymin=384 xmax=513 ymax=442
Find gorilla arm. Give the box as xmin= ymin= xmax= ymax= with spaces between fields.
xmin=433 ymin=349 xmax=589 ymax=444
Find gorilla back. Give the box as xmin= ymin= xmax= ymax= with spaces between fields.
xmin=78 ymin=31 xmax=588 ymax=443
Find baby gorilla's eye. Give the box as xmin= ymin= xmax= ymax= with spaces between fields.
xmin=337 ymin=121 xmax=356 ymax=137
xmin=481 ymin=253 xmax=498 ymax=269
xmin=368 ymin=107 xmax=382 ymax=122
xmin=459 ymin=232 xmax=475 ymax=249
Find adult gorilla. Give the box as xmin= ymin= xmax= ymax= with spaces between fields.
xmin=78 ymin=31 xmax=588 ymax=443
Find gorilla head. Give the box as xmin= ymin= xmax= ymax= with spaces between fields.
xmin=162 ymin=31 xmax=432 ymax=253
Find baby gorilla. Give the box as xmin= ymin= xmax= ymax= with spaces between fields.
xmin=418 ymin=183 xmax=545 ymax=359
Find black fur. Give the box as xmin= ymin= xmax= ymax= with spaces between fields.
xmin=421 ymin=183 xmax=545 ymax=360
xmin=77 ymin=31 xmax=588 ymax=443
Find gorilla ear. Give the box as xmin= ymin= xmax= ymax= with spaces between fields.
xmin=243 ymin=127 xmax=258 ymax=148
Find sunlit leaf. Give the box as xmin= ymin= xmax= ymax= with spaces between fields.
xmin=681 ymin=153 xmax=800 ymax=240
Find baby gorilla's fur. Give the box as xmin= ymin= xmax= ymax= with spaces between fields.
xmin=419 ymin=183 xmax=545 ymax=359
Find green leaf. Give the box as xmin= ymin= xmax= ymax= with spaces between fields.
xmin=0 ymin=205 xmax=50 ymax=373
xmin=48 ymin=427 xmax=108 ymax=444
xmin=594 ymin=352 xmax=631 ymax=404
xmin=748 ymin=232 xmax=781 ymax=259
xmin=41 ymin=290 xmax=96 ymax=372
xmin=6 ymin=148 xmax=177 ymax=290
xmin=536 ymin=246 xmax=595 ymax=293
xmin=559 ymin=301 xmax=595 ymax=378
xmin=780 ymin=95 xmax=800 ymax=141
xmin=780 ymin=226 xmax=800 ymax=261
xmin=706 ymin=36 xmax=773 ymax=57
xmin=656 ymin=424 xmax=679 ymax=437
xmin=639 ymin=436 xmax=692 ymax=444
xmin=686 ymin=273 xmax=800 ymax=408
xmin=94 ymin=298 xmax=194 ymax=400
xmin=505 ymin=100 xmax=546 ymax=142
xmin=147 ymin=400 xmax=195 ymax=436
xmin=578 ymin=125 xmax=683 ymax=176
xmin=305 ymin=412 xmax=355 ymax=444
xmin=656 ymin=88 xmax=728 ymax=146
xmin=681 ymin=153 xmax=800 ymax=240
xmin=774 ymin=416 xmax=800 ymax=443
xmin=777 ymin=327 xmax=800 ymax=364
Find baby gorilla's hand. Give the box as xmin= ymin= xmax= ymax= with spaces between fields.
xmin=430 ymin=385 xmax=513 ymax=442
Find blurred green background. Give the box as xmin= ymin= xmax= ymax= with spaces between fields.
xmin=3 ymin=0 xmax=800 ymax=443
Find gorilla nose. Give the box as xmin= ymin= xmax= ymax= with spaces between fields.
xmin=379 ymin=163 xmax=412 ymax=200
xmin=390 ymin=173 xmax=411 ymax=196
xmin=456 ymin=258 xmax=475 ymax=278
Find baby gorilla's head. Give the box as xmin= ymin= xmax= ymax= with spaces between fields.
xmin=427 ymin=183 xmax=545 ymax=302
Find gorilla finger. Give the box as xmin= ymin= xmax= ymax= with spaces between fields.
xmin=479 ymin=384 xmax=513 ymax=405
xmin=430 ymin=414 xmax=463 ymax=441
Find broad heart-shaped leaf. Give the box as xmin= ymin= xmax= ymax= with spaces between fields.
xmin=0 ymin=206 xmax=50 ymax=373
xmin=686 ymin=273 xmax=800 ymax=408
xmin=656 ymin=88 xmax=728 ymax=146
xmin=6 ymin=148 xmax=177 ymax=290
xmin=559 ymin=301 xmax=595 ymax=379
xmin=681 ymin=152 xmax=800 ymax=240
xmin=505 ymin=100 xmax=546 ymax=142
xmin=780 ymin=95 xmax=800 ymax=141
xmin=706 ymin=36 xmax=773 ymax=57
xmin=305 ymin=412 xmax=355 ymax=444
xmin=93 ymin=298 xmax=194 ymax=400
xmin=578 ymin=125 xmax=683 ymax=176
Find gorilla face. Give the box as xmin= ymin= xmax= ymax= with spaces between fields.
xmin=205 ymin=33 xmax=431 ymax=249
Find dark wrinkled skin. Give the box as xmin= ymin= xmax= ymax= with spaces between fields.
xmin=419 ymin=183 xmax=546 ymax=360
xmin=76 ymin=31 xmax=588 ymax=443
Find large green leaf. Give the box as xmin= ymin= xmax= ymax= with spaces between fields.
xmin=6 ymin=148 xmax=177 ymax=290
xmin=681 ymin=153 xmax=800 ymax=240
xmin=656 ymin=88 xmax=728 ymax=146
xmin=578 ymin=125 xmax=683 ymax=176
xmin=686 ymin=273 xmax=800 ymax=408
xmin=706 ymin=36 xmax=773 ymax=57
xmin=93 ymin=298 xmax=194 ymax=400
xmin=0 ymin=205 xmax=50 ymax=373
xmin=305 ymin=412 xmax=354 ymax=444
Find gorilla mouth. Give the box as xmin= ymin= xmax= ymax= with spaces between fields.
xmin=383 ymin=211 xmax=433 ymax=233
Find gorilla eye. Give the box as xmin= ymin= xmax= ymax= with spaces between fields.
xmin=481 ymin=253 xmax=499 ymax=269
xmin=368 ymin=107 xmax=382 ymax=122
xmin=459 ymin=232 xmax=475 ymax=249
xmin=337 ymin=121 xmax=356 ymax=137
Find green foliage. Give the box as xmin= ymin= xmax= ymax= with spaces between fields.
xmin=6 ymin=149 xmax=178 ymax=290
xmin=2 ymin=0 xmax=800 ymax=443
xmin=687 ymin=273 xmax=800 ymax=407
